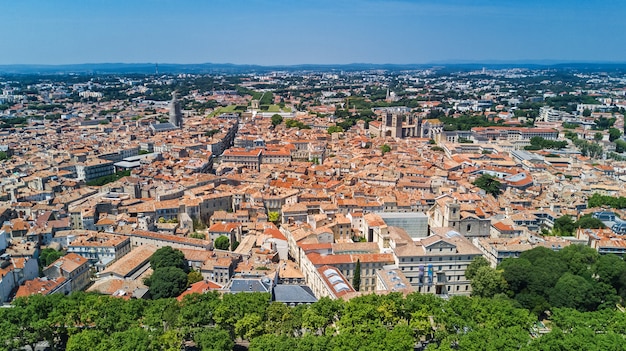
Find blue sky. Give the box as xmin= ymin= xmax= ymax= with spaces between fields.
xmin=1 ymin=0 xmax=625 ymax=65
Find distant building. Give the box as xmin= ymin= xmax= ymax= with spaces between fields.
xmin=150 ymin=92 xmax=183 ymax=132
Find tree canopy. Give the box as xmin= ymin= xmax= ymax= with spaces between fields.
xmin=498 ymin=245 xmax=626 ymax=314
xmin=214 ymin=235 xmax=230 ymax=251
xmin=472 ymin=174 xmax=502 ymax=197
xmin=271 ymin=114 xmax=283 ymax=127
xmin=149 ymin=246 xmax=189 ymax=273
xmin=4 ymin=288 xmax=626 ymax=351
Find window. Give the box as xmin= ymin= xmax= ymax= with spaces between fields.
xmin=467 ymin=224 xmax=471 ymax=232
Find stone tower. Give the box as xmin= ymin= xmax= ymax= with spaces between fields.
xmin=169 ymin=92 xmax=183 ymax=128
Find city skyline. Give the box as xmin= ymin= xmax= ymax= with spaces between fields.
xmin=2 ymin=0 xmax=626 ymax=66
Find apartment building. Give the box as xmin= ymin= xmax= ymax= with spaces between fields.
xmin=308 ymin=265 xmax=355 ymax=299
xmin=473 ymin=236 xmax=571 ymax=268
xmin=76 ymin=159 xmax=115 ymax=182
xmin=300 ymin=243 xmax=395 ymax=292
xmin=221 ymin=148 xmax=262 ymax=171
xmin=43 ymin=253 xmax=91 ymax=293
xmin=67 ymin=233 xmax=131 ymax=271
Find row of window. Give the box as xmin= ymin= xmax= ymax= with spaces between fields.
xmin=415 ymin=284 xmax=469 ymax=293
xmin=402 ymin=264 xmax=466 ymax=271
xmin=401 ymin=255 xmax=473 ymax=262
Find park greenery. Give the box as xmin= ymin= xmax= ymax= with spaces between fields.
xmin=588 ymin=193 xmax=626 ymax=209
xmin=467 ymin=245 xmax=626 ymax=320
xmin=5 ymin=276 xmax=626 ymax=351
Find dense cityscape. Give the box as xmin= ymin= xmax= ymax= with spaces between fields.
xmin=2 ymin=65 xmax=626 ymax=349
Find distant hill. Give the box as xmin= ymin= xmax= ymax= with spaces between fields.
xmin=1 ymin=62 xmax=626 ymax=75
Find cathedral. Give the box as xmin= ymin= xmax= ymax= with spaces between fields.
xmin=369 ymin=109 xmax=444 ymax=140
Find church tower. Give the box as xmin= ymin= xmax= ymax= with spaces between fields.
xmin=169 ymin=92 xmax=183 ymax=128
xmin=391 ymin=112 xmax=403 ymax=138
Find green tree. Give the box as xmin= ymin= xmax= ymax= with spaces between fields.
xmin=0 ymin=151 xmax=9 ymax=161
xmin=383 ymin=323 xmax=415 ymax=351
xmin=616 ymin=139 xmax=626 ymax=153
xmin=380 ymin=144 xmax=391 ymax=155
xmin=575 ymin=214 xmax=605 ymax=230
xmin=150 ymin=246 xmax=189 ymax=273
xmin=465 ymin=256 xmax=490 ymax=280
xmin=353 ymin=259 xmax=361 ymax=292
xmin=553 ymin=215 xmax=576 ymax=236
xmin=594 ymin=254 xmax=626 ymax=290
xmin=583 ymin=108 xmax=592 ymax=117
xmin=327 ymin=125 xmax=343 ymax=134
xmin=271 ymin=114 xmax=283 ymax=127
xmin=235 ymin=313 xmax=264 ymax=340
xmin=39 ymin=248 xmax=64 ymax=267
xmin=177 ymin=292 xmax=220 ymax=328
xmin=268 ymin=211 xmax=280 ymax=225
xmin=188 ymin=270 xmax=203 ymax=285
xmin=549 ymin=273 xmax=593 ymax=311
xmin=559 ymin=244 xmax=599 ymax=278
xmin=214 ymin=235 xmax=230 ymax=250
xmin=65 ymin=330 xmax=107 ymax=351
xmin=609 ymin=127 xmax=622 ymax=142
xmin=594 ymin=132 xmax=603 ymax=141
xmin=144 ymin=267 xmax=188 ymax=299
xmin=472 ymin=174 xmax=502 ymax=197
xmin=194 ymin=328 xmax=234 ymax=351
xmin=470 ymin=266 xmax=508 ymax=298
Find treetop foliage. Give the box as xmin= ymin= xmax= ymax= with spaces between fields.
xmin=472 ymin=173 xmax=502 ymax=197
xmin=6 ymin=288 xmax=626 ymax=351
xmin=149 ymin=246 xmax=189 ymax=273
